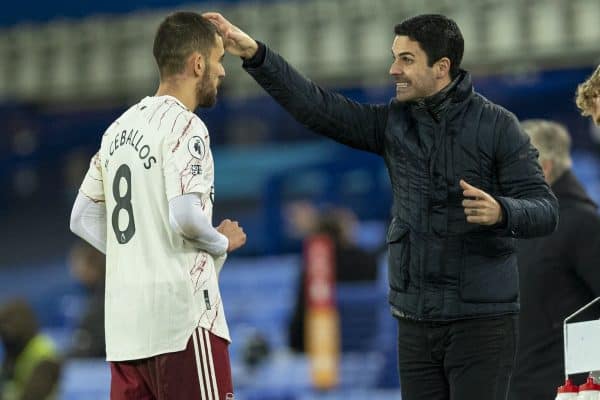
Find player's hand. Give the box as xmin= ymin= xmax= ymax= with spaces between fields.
xmin=203 ymin=12 xmax=259 ymax=59
xmin=460 ymin=179 xmax=503 ymax=226
xmin=217 ymin=219 xmax=247 ymax=252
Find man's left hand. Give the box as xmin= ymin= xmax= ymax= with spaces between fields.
xmin=460 ymin=179 xmax=503 ymax=225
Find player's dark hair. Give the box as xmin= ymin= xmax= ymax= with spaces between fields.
xmin=394 ymin=14 xmax=464 ymax=79
xmin=153 ymin=12 xmax=217 ymax=78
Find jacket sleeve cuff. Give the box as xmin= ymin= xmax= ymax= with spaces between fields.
xmin=242 ymin=41 xmax=266 ymax=68
xmin=494 ymin=196 xmax=519 ymax=237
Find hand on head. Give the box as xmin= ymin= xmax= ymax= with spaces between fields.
xmin=203 ymin=12 xmax=259 ymax=59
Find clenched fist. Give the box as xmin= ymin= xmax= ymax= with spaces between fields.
xmin=217 ymin=219 xmax=247 ymax=252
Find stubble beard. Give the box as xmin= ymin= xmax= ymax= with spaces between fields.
xmin=196 ymin=67 xmax=217 ymax=109
xmin=395 ymin=77 xmax=436 ymax=103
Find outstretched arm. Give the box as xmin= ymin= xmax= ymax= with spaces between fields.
xmin=204 ymin=12 xmax=388 ymax=155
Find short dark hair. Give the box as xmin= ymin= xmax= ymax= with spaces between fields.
xmin=153 ymin=12 xmax=217 ymax=78
xmin=394 ymin=14 xmax=464 ymax=79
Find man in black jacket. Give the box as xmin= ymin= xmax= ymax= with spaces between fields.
xmin=509 ymin=120 xmax=600 ymax=400
xmin=204 ymin=12 xmax=559 ymax=400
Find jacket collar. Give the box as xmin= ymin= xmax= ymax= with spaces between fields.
xmin=399 ymin=70 xmax=473 ymax=122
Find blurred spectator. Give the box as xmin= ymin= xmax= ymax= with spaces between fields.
xmin=288 ymin=207 xmax=379 ymax=352
xmin=278 ymin=199 xmax=323 ymax=253
xmin=241 ymin=332 xmax=270 ymax=370
xmin=66 ymin=241 xmax=105 ymax=358
xmin=576 ymin=64 xmax=600 ymax=127
xmin=318 ymin=208 xmax=379 ymax=282
xmin=283 ymin=200 xmax=321 ymax=240
xmin=509 ymin=120 xmax=600 ymax=400
xmin=576 ymin=65 xmax=600 ymax=154
xmin=0 ymin=299 xmax=61 ymax=400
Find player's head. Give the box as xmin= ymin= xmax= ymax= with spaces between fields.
xmin=390 ymin=14 xmax=464 ymax=102
xmin=576 ymin=65 xmax=600 ymax=126
xmin=521 ymin=119 xmax=572 ymax=185
xmin=153 ymin=12 xmax=225 ymax=108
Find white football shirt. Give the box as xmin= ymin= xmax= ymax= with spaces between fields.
xmin=79 ymin=95 xmax=230 ymax=361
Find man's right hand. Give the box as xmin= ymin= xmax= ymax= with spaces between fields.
xmin=217 ymin=219 xmax=247 ymax=252
xmin=203 ymin=12 xmax=259 ymax=59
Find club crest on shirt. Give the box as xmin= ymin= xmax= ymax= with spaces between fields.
xmin=187 ymin=136 xmax=205 ymax=160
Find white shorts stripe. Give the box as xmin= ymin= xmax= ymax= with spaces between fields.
xmin=198 ymin=328 xmax=214 ymax=400
xmin=203 ymin=329 xmax=220 ymax=400
xmin=192 ymin=329 xmax=207 ymax=400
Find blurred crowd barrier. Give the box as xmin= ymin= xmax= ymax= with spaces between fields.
xmin=0 ymin=0 xmax=600 ymax=102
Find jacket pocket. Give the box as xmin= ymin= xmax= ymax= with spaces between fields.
xmin=459 ymin=237 xmax=518 ymax=303
xmin=387 ymin=221 xmax=410 ymax=292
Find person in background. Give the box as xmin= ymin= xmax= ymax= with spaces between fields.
xmin=509 ymin=120 xmax=600 ymax=400
xmin=576 ymin=65 xmax=600 ymax=126
xmin=282 ymin=200 xmax=322 ymax=252
xmin=67 ymin=241 xmax=106 ymax=358
xmin=288 ymin=207 xmax=379 ymax=352
xmin=0 ymin=299 xmax=61 ymax=400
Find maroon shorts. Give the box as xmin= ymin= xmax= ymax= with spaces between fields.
xmin=109 ymin=328 xmax=233 ymax=400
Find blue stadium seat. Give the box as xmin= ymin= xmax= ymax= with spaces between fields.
xmin=57 ymin=359 xmax=110 ymax=400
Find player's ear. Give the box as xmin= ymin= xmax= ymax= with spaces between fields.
xmin=190 ymin=52 xmax=204 ymax=78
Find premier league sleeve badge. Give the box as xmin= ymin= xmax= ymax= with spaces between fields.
xmin=187 ymin=136 xmax=206 ymax=160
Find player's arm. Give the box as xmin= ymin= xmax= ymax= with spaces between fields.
xmin=169 ymin=194 xmax=245 ymax=276
xmin=70 ymin=192 xmax=107 ymax=254
xmin=169 ymin=194 xmax=246 ymax=255
xmin=70 ymin=152 xmax=107 ymax=254
xmin=169 ymin=193 xmax=228 ymax=256
xmin=163 ymin=118 xmax=246 ymax=259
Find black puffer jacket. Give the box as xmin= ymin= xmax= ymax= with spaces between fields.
xmin=244 ymin=44 xmax=558 ymax=320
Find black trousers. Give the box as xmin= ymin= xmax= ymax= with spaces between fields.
xmin=397 ymin=314 xmax=518 ymax=400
